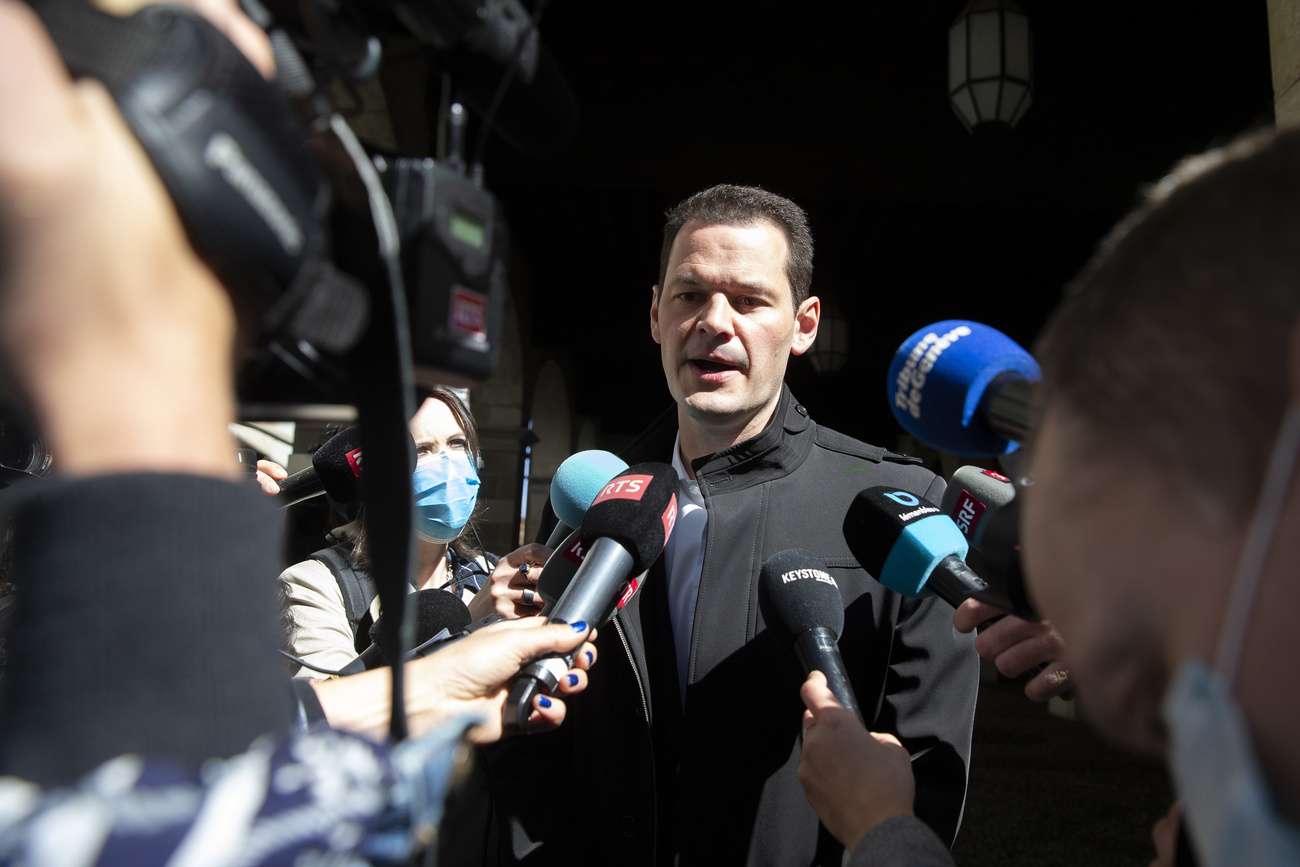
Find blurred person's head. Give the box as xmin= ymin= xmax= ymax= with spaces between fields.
xmin=1022 ymin=127 xmax=1300 ymax=856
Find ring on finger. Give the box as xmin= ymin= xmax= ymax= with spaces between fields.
xmin=522 ymin=588 xmax=537 ymax=606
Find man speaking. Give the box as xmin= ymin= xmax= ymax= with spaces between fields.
xmin=485 ymin=185 xmax=979 ymax=865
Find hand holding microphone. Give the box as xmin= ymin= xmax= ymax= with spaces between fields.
xmin=797 ymin=671 xmax=916 ymax=853
xmin=505 ymin=461 xmax=678 ymax=730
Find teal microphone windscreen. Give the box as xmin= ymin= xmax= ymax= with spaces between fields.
xmin=551 ymin=450 xmax=629 ymax=528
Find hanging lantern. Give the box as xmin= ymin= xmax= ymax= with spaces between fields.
xmin=948 ymin=0 xmax=1033 ymax=132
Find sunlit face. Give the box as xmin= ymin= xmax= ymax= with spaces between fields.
xmin=409 ymin=397 xmax=470 ymax=461
xmin=1020 ymin=405 xmax=1240 ymax=752
xmin=650 ymin=220 xmax=818 ymax=436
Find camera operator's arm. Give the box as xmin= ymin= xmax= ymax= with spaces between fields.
xmin=0 ymin=0 xmax=298 ymax=786
xmin=0 ymin=0 xmax=238 ymax=480
xmin=798 ymin=671 xmax=956 ymax=867
xmin=952 ymin=599 xmax=1072 ymax=702
xmin=312 ymin=618 xmax=598 ymax=743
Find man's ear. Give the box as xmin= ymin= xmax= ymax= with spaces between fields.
xmin=650 ymin=285 xmax=662 ymax=345
xmin=790 ymin=295 xmax=820 ymax=356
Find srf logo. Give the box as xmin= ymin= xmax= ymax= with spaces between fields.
xmin=953 ymin=490 xmax=987 ymax=538
xmin=661 ymin=494 xmax=678 ymax=540
xmin=593 ymin=474 xmax=651 ymax=505
xmin=345 ymin=447 xmax=363 ymax=478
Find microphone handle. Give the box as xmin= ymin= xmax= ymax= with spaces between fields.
xmin=276 ymin=466 xmax=326 ymax=507
xmin=982 ymin=373 xmax=1036 ymax=444
xmin=793 ymin=627 xmax=865 ymax=726
xmin=506 ymin=537 xmax=636 ymax=731
xmin=544 ymin=520 xmax=574 ymax=549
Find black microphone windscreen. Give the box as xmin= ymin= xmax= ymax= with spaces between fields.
xmin=579 ymin=462 xmax=679 ymax=575
xmin=369 ymin=589 xmax=472 ymax=658
xmin=759 ymin=548 xmax=845 ymax=647
xmin=311 ymin=425 xmax=365 ymax=503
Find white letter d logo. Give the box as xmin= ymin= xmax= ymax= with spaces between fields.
xmin=884 ymin=491 xmax=920 ymax=507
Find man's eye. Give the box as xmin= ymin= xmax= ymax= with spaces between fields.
xmin=738 ymin=296 xmax=762 ymax=308
xmin=676 ymin=292 xmax=699 ymax=303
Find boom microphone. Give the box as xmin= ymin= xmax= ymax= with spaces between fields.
xmin=758 ymin=549 xmax=864 ymax=725
xmin=506 ymin=462 xmax=678 ymax=729
xmin=842 ymin=486 xmax=1003 ymax=612
xmin=938 ymin=467 xmax=1038 ymax=620
xmin=276 ymin=425 xmax=365 ymax=507
xmin=542 ymin=450 xmax=630 ymax=547
xmin=887 ymin=320 xmax=1040 ymax=456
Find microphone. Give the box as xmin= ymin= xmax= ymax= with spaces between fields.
xmin=276 ymin=425 xmax=365 ymax=507
xmin=887 ymin=320 xmax=1040 ymax=456
xmin=506 ymin=462 xmax=679 ymax=729
xmin=758 ymin=548 xmax=864 ymax=725
xmin=337 ymin=588 xmax=472 ymax=676
xmin=542 ymin=450 xmax=629 ymax=548
xmin=842 ymin=486 xmax=1002 ymax=612
xmin=938 ymin=467 xmax=1038 ymax=620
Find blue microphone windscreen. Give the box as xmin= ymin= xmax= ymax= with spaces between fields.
xmin=886 ymin=321 xmax=1040 ymax=456
xmin=551 ymin=450 xmax=630 ymax=529
xmin=878 ymin=514 xmax=970 ymax=598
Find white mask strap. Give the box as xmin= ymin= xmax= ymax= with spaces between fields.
xmin=1215 ymin=403 xmax=1300 ymax=688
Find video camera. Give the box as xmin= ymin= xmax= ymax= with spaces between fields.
xmin=27 ymin=0 xmax=574 ymax=418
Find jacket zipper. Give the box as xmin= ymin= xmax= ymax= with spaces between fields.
xmin=614 ymin=615 xmax=656 ymax=865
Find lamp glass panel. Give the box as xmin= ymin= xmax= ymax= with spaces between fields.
xmin=951 ymin=85 xmax=979 ymax=128
xmin=1010 ymin=90 xmax=1033 ymax=126
xmin=968 ymin=10 xmax=1002 ymax=79
xmin=972 ymin=80 xmax=1001 ymax=121
xmin=948 ymin=20 xmax=968 ymax=89
xmin=999 ymin=81 xmax=1027 ymax=123
xmin=1004 ymin=12 xmax=1031 ymax=81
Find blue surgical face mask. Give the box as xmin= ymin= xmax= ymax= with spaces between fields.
xmin=412 ymin=450 xmax=480 ymax=544
xmin=1162 ymin=404 xmax=1300 ymax=867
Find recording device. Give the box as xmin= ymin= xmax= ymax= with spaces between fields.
xmin=939 ymin=466 xmax=1037 ymax=619
xmin=505 ymin=462 xmax=678 ymax=730
xmin=543 ymin=450 xmax=631 ymax=547
xmin=844 ymin=486 xmax=1030 ymax=616
xmin=337 ymin=588 xmax=473 ymax=676
xmin=887 ymin=320 xmax=1040 ymax=456
xmin=758 ymin=548 xmax=864 ymax=725
xmin=276 ymin=425 xmax=365 ymax=506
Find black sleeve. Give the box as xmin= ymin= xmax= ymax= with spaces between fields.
xmin=0 ymin=473 xmax=295 ymax=786
xmin=848 ymin=816 xmax=958 ymax=867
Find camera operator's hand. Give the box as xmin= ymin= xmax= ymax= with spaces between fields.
xmin=952 ymin=599 xmax=1072 ymax=702
xmin=467 ymin=543 xmax=553 ymax=620
xmin=798 ymin=670 xmax=915 ymax=852
xmin=0 ymin=0 xmax=240 ymax=480
xmin=312 ymin=618 xmax=598 ymax=744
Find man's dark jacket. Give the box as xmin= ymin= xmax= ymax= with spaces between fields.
xmin=483 ymin=386 xmax=980 ymax=866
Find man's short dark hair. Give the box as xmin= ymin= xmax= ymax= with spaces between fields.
xmin=658 ymin=184 xmax=814 ymax=309
xmin=1035 ymin=127 xmax=1300 ymax=520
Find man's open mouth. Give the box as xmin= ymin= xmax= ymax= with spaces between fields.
xmin=692 ymin=359 xmax=739 ymax=373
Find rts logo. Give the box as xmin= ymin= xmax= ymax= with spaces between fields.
xmin=661 ymin=494 xmax=678 ymax=540
xmin=592 ymin=474 xmax=651 ymax=505
xmin=345 ymin=447 xmax=363 ymax=478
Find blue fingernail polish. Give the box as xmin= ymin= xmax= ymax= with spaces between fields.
xmin=538 ymin=696 xmax=553 ymax=708
xmin=585 ymin=650 xmax=594 ymax=665
xmin=568 ymin=674 xmax=579 ymax=687
xmin=570 ymin=621 xmax=588 ymax=632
